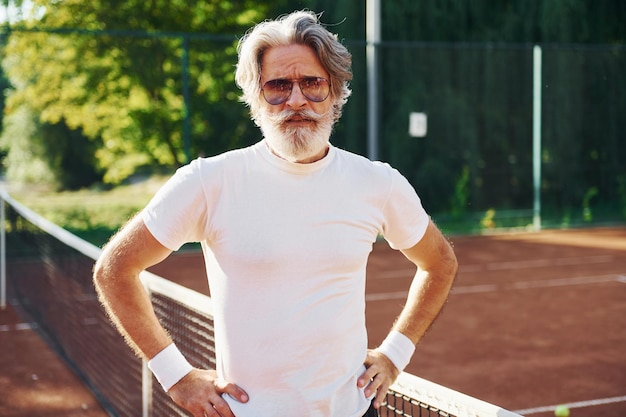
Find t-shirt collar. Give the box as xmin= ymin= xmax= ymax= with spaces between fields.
xmin=258 ymin=139 xmax=335 ymax=175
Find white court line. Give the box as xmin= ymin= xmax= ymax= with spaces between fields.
xmin=450 ymin=284 xmax=498 ymax=294
xmin=365 ymin=274 xmax=624 ymax=301
xmin=510 ymin=274 xmax=620 ymax=290
xmin=485 ymin=255 xmax=614 ymax=271
xmin=371 ymin=255 xmax=616 ymax=279
xmin=514 ymin=395 xmax=626 ymax=415
xmin=0 ymin=322 xmax=37 ymax=332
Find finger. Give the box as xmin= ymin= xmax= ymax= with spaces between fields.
xmin=203 ymin=406 xmax=220 ymax=417
xmin=363 ymin=372 xmax=384 ymax=398
xmin=357 ymin=368 xmax=378 ymax=389
xmin=357 ymin=360 xmax=379 ymax=388
xmin=214 ymin=379 xmax=249 ymax=403
xmin=204 ymin=404 xmax=232 ymax=417
xmin=186 ymin=401 xmax=218 ymax=417
xmin=372 ymin=379 xmax=391 ymax=409
xmin=202 ymin=389 xmax=240 ymax=417
xmin=210 ymin=399 xmax=235 ymax=417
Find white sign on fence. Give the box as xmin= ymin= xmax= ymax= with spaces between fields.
xmin=409 ymin=112 xmax=427 ymax=137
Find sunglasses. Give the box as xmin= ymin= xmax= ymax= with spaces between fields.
xmin=261 ymin=77 xmax=331 ymax=105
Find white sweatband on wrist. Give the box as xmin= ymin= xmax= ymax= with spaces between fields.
xmin=375 ymin=330 xmax=416 ymax=373
xmin=148 ymin=343 xmax=194 ymax=392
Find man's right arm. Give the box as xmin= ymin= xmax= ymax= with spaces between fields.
xmin=93 ymin=214 xmax=174 ymax=359
xmin=93 ymin=214 xmax=248 ymax=417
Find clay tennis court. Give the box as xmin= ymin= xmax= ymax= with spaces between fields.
xmin=2 ymin=226 xmax=625 ymax=416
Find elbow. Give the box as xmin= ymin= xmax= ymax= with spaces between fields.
xmin=92 ymin=249 xmax=121 ymax=293
xmin=92 ymin=255 xmax=109 ymax=293
xmin=449 ymin=252 xmax=459 ymax=277
xmin=442 ymin=247 xmax=459 ymax=287
xmin=92 ymin=252 xmax=129 ymax=308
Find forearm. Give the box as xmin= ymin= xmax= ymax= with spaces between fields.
xmin=93 ymin=215 xmax=176 ymax=361
xmin=391 ymin=220 xmax=458 ymax=345
xmin=94 ymin=268 xmax=173 ymax=360
xmin=392 ymin=266 xmax=455 ymax=344
xmin=362 ymin=262 xmax=457 ymax=409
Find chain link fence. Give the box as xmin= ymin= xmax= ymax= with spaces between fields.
xmin=3 ymin=28 xmax=625 ymax=233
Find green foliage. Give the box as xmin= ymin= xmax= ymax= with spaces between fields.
xmin=2 ymin=0 xmax=288 ymax=184
xmin=0 ymin=102 xmax=101 ymax=189
xmin=0 ymin=104 xmax=53 ymax=183
xmin=9 ymin=175 xmax=168 ymax=245
xmin=450 ymin=166 xmax=470 ymax=218
xmin=0 ymin=40 xmax=10 ymax=172
xmin=582 ymin=187 xmax=599 ymax=222
xmin=1 ymin=0 xmax=625 ymax=230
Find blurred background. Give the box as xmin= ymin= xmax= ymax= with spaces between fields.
xmin=1 ymin=0 xmax=625 ymax=237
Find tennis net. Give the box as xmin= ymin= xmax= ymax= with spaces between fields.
xmin=1 ymin=190 xmax=522 ymax=417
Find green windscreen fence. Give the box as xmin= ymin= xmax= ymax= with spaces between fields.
xmin=4 ymin=28 xmax=626 ymax=232
xmin=338 ymin=42 xmax=626 ymax=232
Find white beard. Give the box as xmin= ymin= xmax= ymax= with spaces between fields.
xmin=259 ymin=107 xmax=334 ymax=163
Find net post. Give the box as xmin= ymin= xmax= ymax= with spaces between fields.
xmin=1 ymin=191 xmax=6 ymax=310
xmin=532 ymin=45 xmax=543 ymax=231
xmin=366 ymin=0 xmax=381 ymax=161
xmin=141 ymin=277 xmax=154 ymax=417
xmin=142 ymin=359 xmax=153 ymax=417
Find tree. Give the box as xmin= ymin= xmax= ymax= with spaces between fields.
xmin=0 ymin=102 xmax=100 ymax=189
xmin=2 ymin=0 xmax=287 ymax=184
xmin=0 ymin=52 xmax=10 ymax=171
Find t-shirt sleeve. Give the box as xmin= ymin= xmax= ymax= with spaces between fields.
xmin=142 ymin=159 xmax=211 ymax=251
xmin=380 ymin=167 xmax=430 ymax=250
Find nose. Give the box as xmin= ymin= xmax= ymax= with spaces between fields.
xmin=285 ymin=81 xmax=307 ymax=108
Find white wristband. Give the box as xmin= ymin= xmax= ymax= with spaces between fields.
xmin=375 ymin=330 xmax=416 ymax=373
xmin=148 ymin=343 xmax=194 ymax=392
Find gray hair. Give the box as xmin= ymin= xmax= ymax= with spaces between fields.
xmin=235 ymin=10 xmax=352 ymax=123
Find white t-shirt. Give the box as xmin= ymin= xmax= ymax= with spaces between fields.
xmin=143 ymin=140 xmax=429 ymax=417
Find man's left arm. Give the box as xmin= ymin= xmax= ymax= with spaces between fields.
xmin=359 ymin=219 xmax=458 ymax=409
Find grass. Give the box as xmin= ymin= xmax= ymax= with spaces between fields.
xmin=6 ymin=176 xmax=624 ymax=247
xmin=7 ymin=175 xmax=168 ymax=247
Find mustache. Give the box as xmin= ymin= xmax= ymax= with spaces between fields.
xmin=265 ymin=108 xmax=332 ymax=125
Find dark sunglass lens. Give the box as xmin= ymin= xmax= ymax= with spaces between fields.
xmin=263 ymin=79 xmax=291 ymax=105
xmin=262 ymin=78 xmax=330 ymax=104
xmin=300 ymin=78 xmax=330 ymax=102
